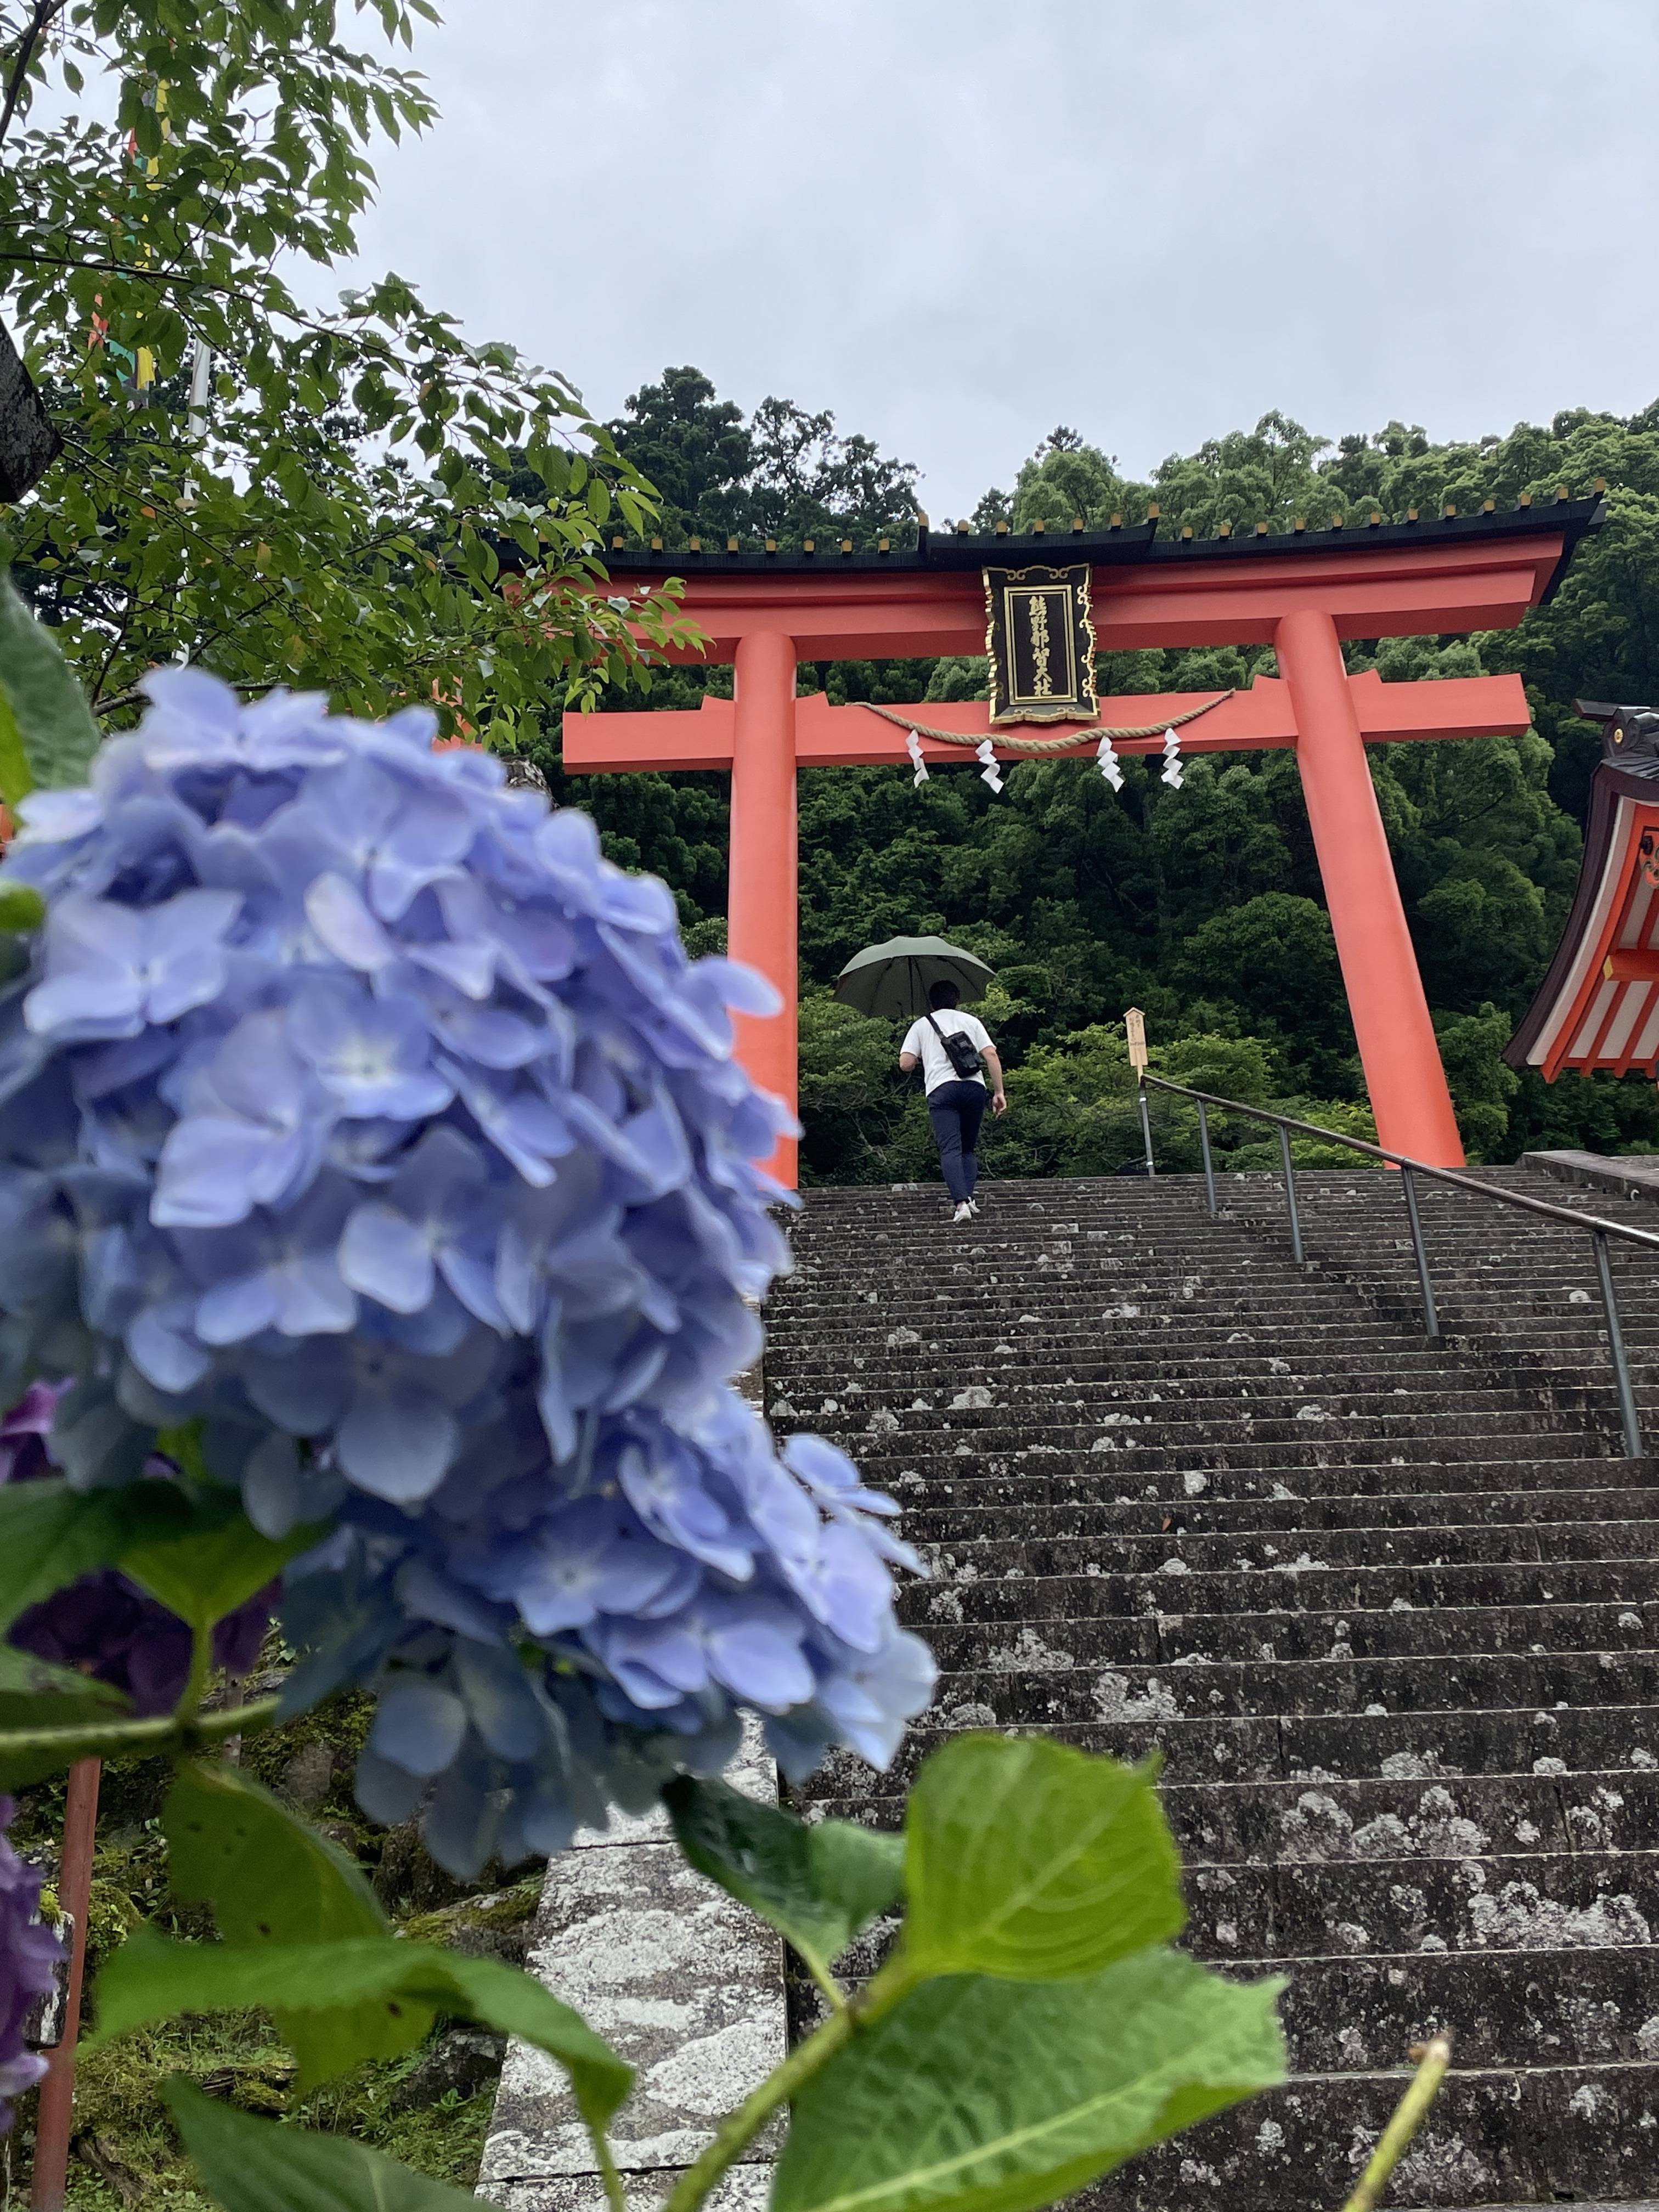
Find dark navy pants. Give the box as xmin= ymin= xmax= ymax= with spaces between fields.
xmin=928 ymin=1079 xmax=989 ymax=1204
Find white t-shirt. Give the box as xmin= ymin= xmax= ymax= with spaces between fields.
xmin=901 ymin=1009 xmax=994 ymax=1095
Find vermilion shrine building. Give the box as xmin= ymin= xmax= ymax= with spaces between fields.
xmin=571 ymin=498 xmax=1605 ymax=1185
xmin=1508 ymin=701 xmax=1659 ymax=1082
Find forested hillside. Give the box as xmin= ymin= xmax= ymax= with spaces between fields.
xmin=531 ymin=369 xmax=1659 ymax=1186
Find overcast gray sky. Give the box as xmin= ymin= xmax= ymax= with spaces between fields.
xmin=346 ymin=0 xmax=1659 ymax=519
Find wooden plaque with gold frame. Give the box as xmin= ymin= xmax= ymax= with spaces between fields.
xmin=983 ymin=563 xmax=1098 ymax=726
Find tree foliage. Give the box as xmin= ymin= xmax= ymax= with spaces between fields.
xmin=1 ymin=0 xmax=685 ymax=740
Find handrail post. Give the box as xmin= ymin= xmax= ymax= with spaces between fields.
xmin=1592 ymin=1230 xmax=1644 ymax=1458
xmin=1197 ymin=1098 xmax=1217 ymax=1218
xmin=1138 ymin=1081 xmax=1155 ymax=1179
xmin=1400 ymin=1166 xmax=1440 ymax=1340
xmin=1277 ymin=1124 xmax=1304 ymax=1263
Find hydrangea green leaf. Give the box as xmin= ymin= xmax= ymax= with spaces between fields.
xmin=0 ymin=881 xmax=44 ymax=932
xmin=0 ymin=1479 xmax=134 ymax=1632
xmin=0 ymin=567 xmax=100 ymax=791
xmin=166 ymin=2075 xmax=481 ymax=2210
xmin=95 ymin=1926 xmax=633 ymax=2127
xmin=121 ymin=1492 xmax=316 ymax=1632
xmin=898 ymin=1736 xmax=1183 ymax=1981
xmin=164 ymin=1763 xmax=402 ymax=2080
xmin=775 ymin=1952 xmax=1286 ymax=2212
xmin=0 ymin=1643 xmax=132 ymax=1782
xmin=0 ymin=686 xmax=32 ymax=811
xmin=0 ymin=1643 xmax=128 ymax=1728
xmin=664 ymin=1774 xmax=904 ymax=1980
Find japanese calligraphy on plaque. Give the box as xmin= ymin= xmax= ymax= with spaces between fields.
xmin=983 ymin=563 xmax=1098 ymax=726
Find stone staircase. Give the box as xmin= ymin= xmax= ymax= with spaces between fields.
xmin=767 ymin=1165 xmax=1659 ymax=2212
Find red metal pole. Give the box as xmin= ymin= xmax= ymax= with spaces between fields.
xmin=30 ymin=1758 xmax=99 ymax=2212
xmin=728 ymin=630 xmax=799 ymax=1188
xmin=1274 ymin=607 xmax=1465 ymax=1168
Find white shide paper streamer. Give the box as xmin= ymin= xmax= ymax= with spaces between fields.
xmin=1160 ymin=725 xmax=1184 ymax=789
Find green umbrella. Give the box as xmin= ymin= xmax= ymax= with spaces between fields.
xmin=832 ymin=935 xmax=996 ymax=1022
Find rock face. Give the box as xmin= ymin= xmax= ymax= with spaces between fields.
xmin=770 ymin=1167 xmax=1659 ymax=2212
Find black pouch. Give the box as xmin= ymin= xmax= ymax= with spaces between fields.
xmin=925 ymin=1013 xmax=983 ymax=1081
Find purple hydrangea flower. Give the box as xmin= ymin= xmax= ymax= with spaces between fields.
xmin=0 ymin=670 xmax=934 ymax=1872
xmin=0 ymin=1797 xmax=64 ymax=2129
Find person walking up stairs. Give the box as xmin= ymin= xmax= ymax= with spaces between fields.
xmin=898 ymin=981 xmax=1007 ymax=1223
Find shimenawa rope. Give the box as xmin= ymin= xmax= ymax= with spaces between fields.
xmin=861 ymin=690 xmax=1235 ymax=757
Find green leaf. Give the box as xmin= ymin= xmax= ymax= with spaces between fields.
xmin=0 ymin=1470 xmax=299 ymax=1648
xmin=93 ymin=1928 xmax=633 ymax=2124
xmin=166 ymin=1763 xmax=387 ymax=1944
xmin=165 ymin=1762 xmax=398 ymax=2080
xmin=0 ymin=881 xmax=44 ymax=932
xmin=898 ymin=1736 xmax=1183 ymax=1982
xmin=774 ymin=1953 xmax=1286 ymax=2212
xmin=664 ymin=1775 xmax=904 ymax=1982
xmin=122 ymin=1492 xmax=313 ymax=1632
xmin=0 ymin=1642 xmax=128 ymax=1731
xmin=0 ymin=1640 xmax=133 ymax=1782
xmin=0 ymin=1479 xmax=133 ymax=1633
xmin=0 ymin=566 xmax=100 ymax=791
xmin=0 ymin=685 xmax=33 ymax=809
xmin=166 ymin=2076 xmax=480 ymax=2211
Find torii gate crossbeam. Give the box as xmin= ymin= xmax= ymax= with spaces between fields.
xmin=569 ymin=501 xmax=1603 ymax=1186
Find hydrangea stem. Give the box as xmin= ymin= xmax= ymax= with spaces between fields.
xmin=178 ymin=1622 xmax=212 ymax=1724
xmin=0 ymin=1692 xmax=280 ymax=1773
xmin=1339 ymin=2035 xmax=1453 ymax=2212
xmin=594 ymin=2130 xmax=627 ymax=2212
xmin=662 ymin=1956 xmax=916 ymax=2212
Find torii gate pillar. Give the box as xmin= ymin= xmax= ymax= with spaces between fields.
xmin=1276 ymin=607 xmax=1465 ymax=1166
xmin=729 ymin=631 xmax=799 ymax=1185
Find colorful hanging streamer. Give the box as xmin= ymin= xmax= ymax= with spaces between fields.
xmin=1160 ymin=724 xmax=1184 ymax=789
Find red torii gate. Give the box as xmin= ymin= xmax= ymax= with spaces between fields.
xmin=569 ymin=500 xmax=1604 ymax=1185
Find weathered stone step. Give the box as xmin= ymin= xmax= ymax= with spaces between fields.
xmin=840 ymin=1424 xmax=1620 ymax=1470
xmin=902 ymin=1589 xmax=1658 ymax=1665
xmin=911 ymin=1518 xmax=1659 ymax=1575
xmin=898 ymin=1484 xmax=1659 ymax=1536
xmin=826 ymin=1850 xmax=1658 ymax=1974
xmin=926 ymin=1645 xmax=1659 ymax=1724
xmin=799 ymin=1943 xmax=1659 ymax=2073
xmin=819 ymin=1703 xmax=1659 ymax=1792
xmin=1076 ymin=2062 xmax=1659 ymax=2212
xmin=888 ymin=1456 xmax=1633 ymax=1503
xmin=806 ymin=1768 xmax=1659 ymax=1863
xmin=913 ymin=1547 xmax=1653 ymax=1606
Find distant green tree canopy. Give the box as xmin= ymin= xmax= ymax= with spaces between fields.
xmin=530 ymin=375 xmax=1659 ymax=1185
xmin=606 ymin=367 xmax=921 ymax=549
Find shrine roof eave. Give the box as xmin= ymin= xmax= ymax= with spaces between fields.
xmin=593 ymin=497 xmax=1605 ymax=661
xmin=1507 ymin=756 xmax=1659 ymax=1080
xmin=597 ymin=495 xmax=1603 ymax=586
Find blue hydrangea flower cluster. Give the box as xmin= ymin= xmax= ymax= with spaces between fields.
xmin=0 ymin=669 xmax=933 ymax=1871
xmin=0 ymin=1798 xmax=61 ymax=2126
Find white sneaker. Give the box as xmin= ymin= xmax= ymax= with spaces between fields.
xmin=968 ymin=1199 xmax=981 ymax=1216
xmin=952 ymin=1202 xmax=973 ymax=1224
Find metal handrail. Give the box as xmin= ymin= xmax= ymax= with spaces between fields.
xmin=1137 ymin=1071 xmax=1657 ymax=1457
